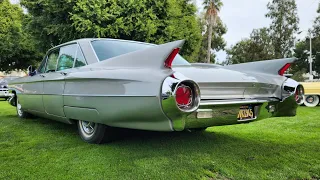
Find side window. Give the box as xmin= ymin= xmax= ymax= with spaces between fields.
xmin=74 ymin=46 xmax=87 ymax=68
xmin=56 ymin=44 xmax=77 ymax=71
xmin=45 ymin=49 xmax=60 ymax=73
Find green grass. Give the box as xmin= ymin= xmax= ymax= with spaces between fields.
xmin=0 ymin=99 xmax=319 ymax=180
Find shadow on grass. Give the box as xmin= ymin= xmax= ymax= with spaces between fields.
xmin=16 ymin=115 xmax=240 ymax=150
xmin=12 ymin=114 xmax=317 ymax=154
xmin=16 ymin=115 xmax=309 ymax=148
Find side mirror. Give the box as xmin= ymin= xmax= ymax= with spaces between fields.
xmin=27 ymin=65 xmax=36 ymax=76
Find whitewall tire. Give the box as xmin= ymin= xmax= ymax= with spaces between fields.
xmin=304 ymin=95 xmax=320 ymax=107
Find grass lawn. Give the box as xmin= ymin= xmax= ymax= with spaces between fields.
xmin=0 ymin=99 xmax=319 ymax=180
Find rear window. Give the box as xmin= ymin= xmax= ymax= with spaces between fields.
xmin=91 ymin=40 xmax=190 ymax=66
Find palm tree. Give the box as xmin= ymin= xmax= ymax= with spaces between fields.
xmin=203 ymin=0 xmax=223 ymax=63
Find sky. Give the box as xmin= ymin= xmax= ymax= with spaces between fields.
xmin=196 ymin=0 xmax=319 ymax=62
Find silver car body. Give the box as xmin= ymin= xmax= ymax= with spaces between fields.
xmin=8 ymin=38 xmax=303 ymax=131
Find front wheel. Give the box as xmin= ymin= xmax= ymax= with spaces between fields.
xmin=77 ymin=120 xmax=115 ymax=144
xmin=304 ymin=95 xmax=320 ymax=107
xmin=16 ymin=98 xmax=31 ymax=118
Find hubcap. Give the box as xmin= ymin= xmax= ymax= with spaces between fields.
xmin=17 ymin=100 xmax=23 ymax=116
xmin=80 ymin=121 xmax=96 ymax=135
xmin=306 ymin=96 xmax=314 ymax=103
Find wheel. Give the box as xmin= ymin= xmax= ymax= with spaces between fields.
xmin=297 ymin=95 xmax=304 ymax=106
xmin=77 ymin=120 xmax=115 ymax=144
xmin=303 ymin=95 xmax=320 ymax=107
xmin=16 ymin=98 xmax=31 ymax=118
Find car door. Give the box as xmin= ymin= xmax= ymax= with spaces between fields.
xmin=42 ymin=44 xmax=78 ymax=117
xmin=17 ymin=57 xmax=47 ymax=113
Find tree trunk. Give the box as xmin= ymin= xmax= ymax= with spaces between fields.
xmin=207 ymin=15 xmax=213 ymax=63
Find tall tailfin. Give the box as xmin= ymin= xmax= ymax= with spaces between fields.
xmin=224 ymin=58 xmax=297 ymax=75
xmin=87 ymin=40 xmax=185 ymax=69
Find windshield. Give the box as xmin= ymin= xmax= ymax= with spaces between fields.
xmin=91 ymin=40 xmax=190 ymax=66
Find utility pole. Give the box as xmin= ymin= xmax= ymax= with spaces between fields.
xmin=309 ymin=31 xmax=313 ymax=81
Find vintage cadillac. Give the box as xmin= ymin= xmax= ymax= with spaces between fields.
xmin=8 ymin=38 xmax=304 ymax=143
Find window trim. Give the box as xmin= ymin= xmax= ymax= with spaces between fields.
xmin=90 ymin=39 xmax=156 ymax=62
xmin=55 ymin=43 xmax=78 ymax=72
xmin=71 ymin=45 xmax=79 ymax=68
xmin=39 ymin=42 xmax=80 ymax=74
xmin=73 ymin=44 xmax=88 ymax=68
xmin=44 ymin=48 xmax=60 ymax=73
xmin=37 ymin=55 xmax=48 ymax=74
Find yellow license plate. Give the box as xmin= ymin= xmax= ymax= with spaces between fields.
xmin=237 ymin=105 xmax=255 ymax=121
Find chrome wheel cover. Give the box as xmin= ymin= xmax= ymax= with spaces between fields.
xmin=17 ymin=100 xmax=23 ymax=117
xmin=79 ymin=120 xmax=97 ymax=137
xmin=306 ymin=96 xmax=315 ymax=103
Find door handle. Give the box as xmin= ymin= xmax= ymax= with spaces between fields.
xmin=60 ymin=72 xmax=68 ymax=76
xmin=40 ymin=74 xmax=46 ymax=78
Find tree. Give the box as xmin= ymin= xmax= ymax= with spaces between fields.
xmin=291 ymin=2 xmax=320 ymax=77
xmin=196 ymin=13 xmax=227 ymax=63
xmin=203 ymin=0 xmax=223 ymax=63
xmin=226 ymin=28 xmax=274 ymax=64
xmin=0 ymin=0 xmax=41 ymax=71
xmin=225 ymin=0 xmax=299 ymax=65
xmin=312 ymin=3 xmax=320 ymax=36
xmin=266 ymin=0 xmax=299 ymax=58
xmin=21 ymin=0 xmax=202 ymax=62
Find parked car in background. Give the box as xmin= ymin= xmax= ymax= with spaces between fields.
xmin=8 ymin=38 xmax=304 ymax=144
xmin=298 ymin=81 xmax=320 ymax=107
xmin=0 ymin=76 xmax=19 ymax=100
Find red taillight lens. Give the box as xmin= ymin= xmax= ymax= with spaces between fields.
xmin=175 ymin=85 xmax=192 ymax=106
xmin=164 ymin=48 xmax=180 ymax=68
xmin=279 ymin=63 xmax=291 ymax=76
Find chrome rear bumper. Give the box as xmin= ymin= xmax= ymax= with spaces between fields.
xmin=161 ymin=96 xmax=298 ymax=131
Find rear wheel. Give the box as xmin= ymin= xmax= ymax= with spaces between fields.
xmin=77 ymin=120 xmax=115 ymax=144
xmin=304 ymin=95 xmax=320 ymax=107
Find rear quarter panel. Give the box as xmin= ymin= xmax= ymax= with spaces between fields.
xmin=62 ymin=68 xmax=174 ymax=131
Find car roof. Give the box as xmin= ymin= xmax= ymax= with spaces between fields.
xmin=49 ymin=38 xmax=156 ymax=52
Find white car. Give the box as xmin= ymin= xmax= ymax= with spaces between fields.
xmin=0 ymin=76 xmax=19 ymax=100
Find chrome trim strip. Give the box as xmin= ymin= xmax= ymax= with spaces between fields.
xmin=72 ymin=44 xmax=79 ymax=68
xmin=19 ymin=93 xmax=156 ymax=97
xmin=200 ymin=99 xmax=269 ymax=106
xmin=63 ymin=94 xmax=156 ymax=97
